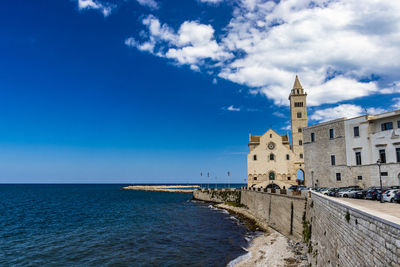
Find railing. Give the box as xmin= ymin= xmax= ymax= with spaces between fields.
xmin=240 ymin=186 xmax=307 ymax=197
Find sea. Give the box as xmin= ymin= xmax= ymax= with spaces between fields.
xmin=0 ymin=184 xmax=256 ymax=266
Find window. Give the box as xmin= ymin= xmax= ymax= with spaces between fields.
xmin=398 ymin=120 xmax=400 ymax=128
xmin=311 ymin=133 xmax=315 ymax=142
xmin=331 ymin=155 xmax=336 ymax=166
xmin=355 ymin=152 xmax=362 ymax=165
xmin=294 ymin=102 xmax=304 ymax=107
xmin=270 ymin=134 xmax=272 ymax=138
xmin=397 ymin=148 xmax=400 ymax=163
xmin=269 ymin=171 xmax=275 ymax=180
xmin=287 ymin=176 xmax=291 ymax=180
xmin=336 ymin=173 xmax=341 ymax=181
xmin=254 ymin=177 xmax=257 ymax=180
xmin=357 ymin=175 xmax=362 ymax=180
xmin=354 ymin=126 xmax=359 ymax=137
xmin=297 ymin=112 xmax=302 ymax=118
xmin=299 ymin=140 xmax=302 ymax=146
xmin=300 ymin=153 xmax=303 ymax=159
xmin=286 ymin=154 xmax=290 ymax=160
xmin=298 ymin=128 xmax=302 ymax=133
xmin=379 ymin=149 xmax=386 ymax=163
xmin=253 ymin=155 xmax=257 ymax=161
xmin=270 ymin=154 xmax=275 ymax=160
xmin=381 ymin=172 xmax=388 ymax=176
xmin=381 ymin=122 xmax=393 ymax=131
xmin=329 ymin=128 xmax=334 ymax=139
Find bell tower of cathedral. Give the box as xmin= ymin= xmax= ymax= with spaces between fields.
xmin=289 ymin=76 xmax=307 ymax=161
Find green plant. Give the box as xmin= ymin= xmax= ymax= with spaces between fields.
xmin=345 ymin=211 xmax=350 ymax=223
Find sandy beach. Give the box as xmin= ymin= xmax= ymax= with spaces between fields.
xmin=216 ymin=204 xmax=308 ymax=267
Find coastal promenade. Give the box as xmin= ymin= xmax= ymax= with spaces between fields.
xmin=194 ymin=188 xmax=400 ymax=267
xmin=122 ymin=185 xmax=199 ymax=193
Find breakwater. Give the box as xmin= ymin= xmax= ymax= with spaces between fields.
xmin=193 ymin=188 xmax=400 ymax=266
xmin=122 ymin=185 xmax=199 ymax=193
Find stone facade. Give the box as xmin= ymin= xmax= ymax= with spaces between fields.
xmin=303 ymin=118 xmax=348 ymax=187
xmin=247 ymin=76 xmax=307 ymax=188
xmin=304 ymin=110 xmax=400 ymax=188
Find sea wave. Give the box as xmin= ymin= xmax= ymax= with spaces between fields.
xmin=226 ymin=251 xmax=252 ymax=267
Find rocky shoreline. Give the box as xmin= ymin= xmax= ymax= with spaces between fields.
xmin=215 ymin=204 xmax=308 ymax=267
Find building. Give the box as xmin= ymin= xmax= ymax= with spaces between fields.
xmin=247 ymin=76 xmax=307 ymax=188
xmin=303 ymin=109 xmax=400 ymax=188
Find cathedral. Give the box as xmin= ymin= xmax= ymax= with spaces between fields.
xmin=247 ymin=76 xmax=308 ymax=188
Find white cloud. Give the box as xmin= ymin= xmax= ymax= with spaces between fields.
xmin=281 ymin=124 xmax=291 ymax=131
xmin=310 ymin=104 xmax=388 ymax=122
xmin=272 ymin=111 xmax=285 ymax=118
xmin=391 ymin=98 xmax=400 ymax=109
xmin=126 ymin=16 xmax=232 ymax=69
xmin=127 ymin=0 xmax=400 ymax=107
xmin=137 ymin=0 xmax=159 ymax=9
xmin=225 ymin=105 xmax=241 ymax=111
xmin=310 ymin=104 xmax=364 ymax=122
xmin=78 ymin=0 xmax=113 ymax=16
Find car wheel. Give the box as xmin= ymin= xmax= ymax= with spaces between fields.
xmin=390 ymin=198 xmax=394 ymax=203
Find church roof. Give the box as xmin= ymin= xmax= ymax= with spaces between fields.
xmin=249 ymin=136 xmax=260 ymax=143
xmin=292 ymin=75 xmax=303 ymax=90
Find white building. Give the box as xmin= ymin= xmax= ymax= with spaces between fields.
xmin=304 ymin=109 xmax=400 ymax=188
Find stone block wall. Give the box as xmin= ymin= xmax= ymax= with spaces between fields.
xmin=307 ymin=192 xmax=400 ymax=266
xmin=240 ymin=189 xmax=306 ymax=240
xmin=193 ymin=189 xmax=241 ymax=203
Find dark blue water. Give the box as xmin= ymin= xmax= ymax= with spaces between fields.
xmin=0 ymin=184 xmax=251 ymax=266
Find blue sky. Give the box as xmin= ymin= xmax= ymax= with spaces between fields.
xmin=1 ymin=0 xmax=400 ymax=183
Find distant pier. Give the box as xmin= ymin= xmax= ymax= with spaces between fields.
xmin=121 ymin=185 xmax=200 ymax=193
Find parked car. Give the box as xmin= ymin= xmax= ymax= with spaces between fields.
xmin=344 ymin=188 xmax=363 ymax=198
xmin=382 ymin=189 xmax=399 ymax=202
xmin=376 ymin=187 xmax=390 ymax=201
xmin=298 ymin=186 xmax=309 ymax=191
xmin=328 ymin=188 xmax=340 ymax=196
xmin=393 ymin=191 xmax=400 ymax=203
xmin=354 ymin=189 xmax=368 ymax=199
xmin=365 ymin=189 xmax=383 ymax=200
xmin=335 ymin=187 xmax=353 ymax=197
xmin=320 ymin=188 xmax=333 ymax=195
xmin=288 ymin=185 xmax=299 ymax=191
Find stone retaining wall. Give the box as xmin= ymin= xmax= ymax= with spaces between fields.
xmin=193 ymin=189 xmax=241 ymax=203
xmin=307 ymin=192 xmax=400 ymax=267
xmin=240 ymin=189 xmax=307 ymax=240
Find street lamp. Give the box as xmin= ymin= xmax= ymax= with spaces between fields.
xmin=311 ymin=171 xmax=314 ymax=190
xmin=377 ymin=159 xmax=383 ymax=203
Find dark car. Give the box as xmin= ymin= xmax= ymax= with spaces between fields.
xmin=354 ymin=190 xmax=367 ymax=199
xmin=393 ymin=191 xmax=400 ymax=203
xmin=328 ymin=188 xmax=340 ymax=196
xmin=289 ymin=185 xmax=299 ymax=191
xmin=365 ymin=189 xmax=383 ymax=200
